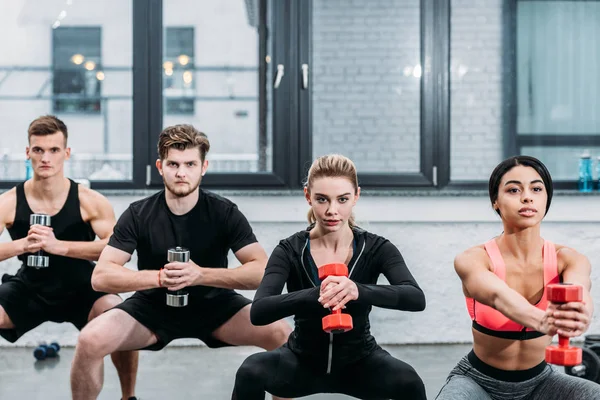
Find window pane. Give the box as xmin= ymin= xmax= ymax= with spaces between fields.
xmin=517 ymin=2 xmax=600 ymax=135
xmin=53 ymin=27 xmax=102 ymax=114
xmin=164 ymin=27 xmax=195 ymax=115
xmin=521 ymin=147 xmax=600 ymax=181
xmin=311 ymin=0 xmax=421 ymax=173
xmin=163 ymin=0 xmax=271 ymax=173
xmin=0 ymin=0 xmax=133 ymax=181
xmin=450 ymin=0 xmax=504 ymax=181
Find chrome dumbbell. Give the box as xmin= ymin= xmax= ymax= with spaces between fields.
xmin=27 ymin=214 xmax=51 ymax=268
xmin=165 ymin=246 xmax=189 ymax=307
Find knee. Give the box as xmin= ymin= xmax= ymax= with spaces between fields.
xmin=268 ymin=320 xmax=292 ymax=348
xmin=89 ymin=295 xmax=121 ymax=320
xmin=76 ymin=327 xmax=110 ymax=359
xmin=394 ymin=367 xmax=426 ymax=399
xmin=235 ymin=354 xmax=268 ymax=385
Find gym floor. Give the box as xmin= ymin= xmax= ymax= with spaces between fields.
xmin=0 ymin=344 xmax=474 ymax=399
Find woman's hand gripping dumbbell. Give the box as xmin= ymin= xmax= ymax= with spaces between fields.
xmin=317 ymin=263 xmax=357 ymax=334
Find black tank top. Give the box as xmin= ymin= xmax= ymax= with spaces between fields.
xmin=7 ymin=179 xmax=96 ymax=303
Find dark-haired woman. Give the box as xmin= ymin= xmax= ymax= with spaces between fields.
xmin=436 ymin=155 xmax=600 ymax=399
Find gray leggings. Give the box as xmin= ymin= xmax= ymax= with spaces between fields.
xmin=436 ymin=350 xmax=600 ymax=400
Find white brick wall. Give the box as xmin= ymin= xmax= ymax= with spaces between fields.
xmin=312 ymin=0 xmax=421 ymax=173
xmin=450 ymin=0 xmax=504 ymax=181
xmin=312 ymin=0 xmax=507 ymax=179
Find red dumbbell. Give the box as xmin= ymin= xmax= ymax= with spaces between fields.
xmin=545 ymin=283 xmax=584 ymax=366
xmin=318 ymin=263 xmax=353 ymax=334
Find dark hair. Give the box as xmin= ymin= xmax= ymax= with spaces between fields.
xmin=157 ymin=124 xmax=210 ymax=161
xmin=28 ymin=115 xmax=68 ymax=144
xmin=488 ymin=155 xmax=553 ymax=216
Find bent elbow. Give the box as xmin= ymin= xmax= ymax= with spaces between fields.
xmin=249 ymin=301 xmax=269 ymax=326
xmin=91 ymin=267 xmax=108 ymax=292
xmin=415 ymin=294 xmax=426 ymax=311
xmin=405 ymin=287 xmax=426 ymax=312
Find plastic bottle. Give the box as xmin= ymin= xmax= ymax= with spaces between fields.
xmin=578 ymin=150 xmax=593 ymax=193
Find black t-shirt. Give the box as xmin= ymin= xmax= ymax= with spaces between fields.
xmin=108 ymin=189 xmax=257 ymax=302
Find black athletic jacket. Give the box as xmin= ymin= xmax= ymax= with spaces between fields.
xmin=251 ymin=227 xmax=426 ymax=374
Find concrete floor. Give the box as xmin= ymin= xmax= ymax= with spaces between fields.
xmin=0 ymin=343 xmax=473 ymax=399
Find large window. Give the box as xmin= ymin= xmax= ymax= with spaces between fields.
xmin=302 ymin=0 xmax=444 ymax=187
xmin=451 ymin=0 xmax=600 ymax=188
xmin=0 ymin=0 xmax=134 ymax=187
xmin=157 ymin=0 xmax=275 ymax=184
xmin=1 ymin=0 xmax=597 ymax=190
xmin=311 ymin=0 xmax=421 ymax=174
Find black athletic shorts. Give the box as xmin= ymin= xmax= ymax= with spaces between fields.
xmin=0 ymin=273 xmax=113 ymax=343
xmin=114 ymin=289 xmax=252 ymax=351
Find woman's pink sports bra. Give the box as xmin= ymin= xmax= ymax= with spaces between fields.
xmin=465 ymin=238 xmax=560 ymax=340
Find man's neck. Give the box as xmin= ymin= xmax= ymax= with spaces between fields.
xmin=27 ymin=175 xmax=70 ymax=201
xmin=165 ymin=187 xmax=200 ymax=215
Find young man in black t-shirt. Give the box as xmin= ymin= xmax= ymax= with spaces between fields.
xmin=70 ymin=124 xmax=291 ymax=400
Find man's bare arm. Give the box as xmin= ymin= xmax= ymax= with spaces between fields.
xmin=35 ymin=187 xmax=116 ymax=261
xmin=193 ymin=242 xmax=268 ymax=290
xmin=0 ymin=189 xmax=30 ymax=262
xmin=91 ymin=245 xmax=159 ymax=293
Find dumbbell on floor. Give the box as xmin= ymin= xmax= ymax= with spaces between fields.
xmin=318 ymin=263 xmax=353 ymax=334
xmin=27 ymin=214 xmax=51 ymax=268
xmin=33 ymin=342 xmax=60 ymax=360
xmin=165 ymin=246 xmax=189 ymax=307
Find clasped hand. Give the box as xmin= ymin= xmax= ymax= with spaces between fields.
xmin=25 ymin=225 xmax=65 ymax=256
xmin=318 ymin=275 xmax=359 ymax=311
xmin=159 ymin=261 xmax=204 ymax=291
xmin=542 ymin=301 xmax=590 ymax=338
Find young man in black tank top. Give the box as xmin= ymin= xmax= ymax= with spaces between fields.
xmin=0 ymin=115 xmax=139 ymax=400
xmin=70 ymin=124 xmax=292 ymax=400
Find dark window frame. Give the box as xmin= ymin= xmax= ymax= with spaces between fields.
xmin=3 ymin=0 xmax=591 ymax=191
xmin=293 ymin=0 xmax=450 ymax=189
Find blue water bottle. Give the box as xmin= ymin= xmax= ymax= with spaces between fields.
xmin=596 ymin=156 xmax=600 ymax=191
xmin=578 ymin=151 xmax=593 ymax=192
xmin=25 ymin=159 xmax=33 ymax=180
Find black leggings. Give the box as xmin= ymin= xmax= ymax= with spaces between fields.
xmin=232 ymin=345 xmax=426 ymax=400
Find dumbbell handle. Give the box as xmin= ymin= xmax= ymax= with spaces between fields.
xmin=571 ymin=364 xmax=587 ymax=377
xmin=558 ymin=336 xmax=570 ymax=348
xmin=168 ymin=247 xmax=189 ymax=263
xmin=30 ymin=214 xmax=51 ymax=226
